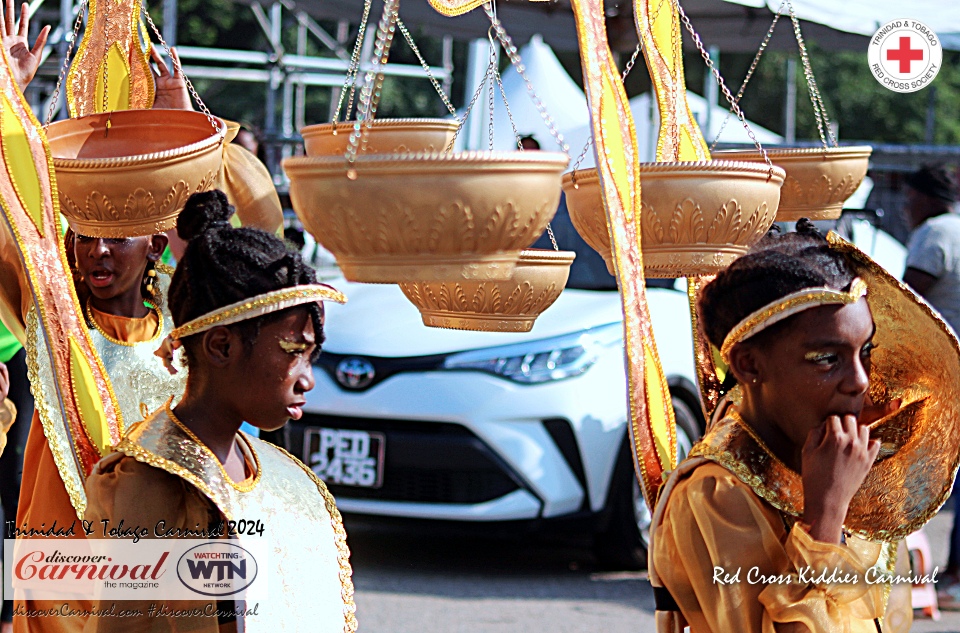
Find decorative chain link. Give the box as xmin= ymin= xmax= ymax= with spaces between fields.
xmin=445 ymin=42 xmax=494 ymax=153
xmin=482 ymin=2 xmax=568 ymax=156
xmin=710 ymin=1 xmax=783 ymax=150
xmin=785 ymin=0 xmax=836 ymax=147
xmin=397 ymin=18 xmax=456 ymax=116
xmin=143 ymin=4 xmax=220 ymax=136
xmin=334 ymin=0 xmax=372 ymax=126
xmin=101 ymin=0 xmax=110 ymax=116
xmin=345 ymin=0 xmax=399 ymax=175
xmin=676 ymin=1 xmax=774 ymax=172
xmin=570 ymin=41 xmax=643 ymax=175
xmin=45 ymin=0 xmax=88 ymax=126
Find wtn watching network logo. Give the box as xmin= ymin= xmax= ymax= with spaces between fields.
xmin=177 ymin=543 xmax=259 ymax=597
xmin=4 ymin=538 xmax=266 ymax=601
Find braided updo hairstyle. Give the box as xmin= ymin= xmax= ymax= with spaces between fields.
xmin=699 ymin=219 xmax=856 ymax=355
xmin=168 ymin=190 xmax=324 ymax=364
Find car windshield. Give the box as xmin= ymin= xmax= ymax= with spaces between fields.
xmin=529 ymin=194 xmax=675 ymax=291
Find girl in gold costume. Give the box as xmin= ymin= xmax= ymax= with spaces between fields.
xmin=649 ymin=220 xmax=960 ymax=633
xmin=82 ymin=191 xmax=354 ymax=633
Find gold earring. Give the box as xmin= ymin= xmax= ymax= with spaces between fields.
xmin=145 ymin=268 xmax=158 ymax=295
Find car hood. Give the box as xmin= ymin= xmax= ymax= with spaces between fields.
xmin=321 ymin=280 xmax=625 ymax=357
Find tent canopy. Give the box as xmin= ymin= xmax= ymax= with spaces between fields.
xmin=459 ymin=36 xmax=781 ymax=161
xmin=239 ymin=0 xmax=960 ymax=52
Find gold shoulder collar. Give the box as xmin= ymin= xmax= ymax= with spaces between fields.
xmin=689 ymin=411 xmax=804 ymax=519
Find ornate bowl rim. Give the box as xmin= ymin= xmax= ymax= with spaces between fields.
xmin=48 ymin=110 xmax=226 ymax=171
xmin=517 ymin=248 xmax=577 ymax=265
xmin=284 ymin=150 xmax=571 ymax=174
xmin=713 ymin=145 xmax=873 ymax=160
xmin=562 ymin=160 xmax=786 ymax=185
xmin=301 ymin=118 xmax=460 ymax=135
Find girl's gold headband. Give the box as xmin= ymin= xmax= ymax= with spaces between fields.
xmin=719 ymin=277 xmax=868 ymax=364
xmin=169 ymin=284 xmax=347 ymax=341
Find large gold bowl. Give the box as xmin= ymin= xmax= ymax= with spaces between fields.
xmin=714 ymin=146 xmax=871 ymax=221
xmin=399 ymin=249 xmax=575 ymax=332
xmin=301 ymin=118 xmax=460 ymax=156
xmin=47 ymin=110 xmax=225 ymax=237
xmin=563 ymin=161 xmax=785 ymax=278
xmin=283 ymin=151 xmax=569 ymax=283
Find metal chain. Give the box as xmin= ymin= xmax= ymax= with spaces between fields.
xmin=710 ymin=1 xmax=784 ymax=150
xmin=101 ymin=0 xmax=110 ymax=116
xmin=487 ymin=33 xmax=496 ymax=150
xmin=445 ymin=46 xmax=494 ymax=153
xmin=495 ymin=68 xmax=522 ymax=149
xmin=676 ymin=1 xmax=773 ymax=171
xmin=334 ymin=0 xmax=372 ymax=126
xmin=345 ymin=0 xmax=399 ymax=175
xmin=785 ymin=0 xmax=836 ymax=147
xmin=143 ymin=5 xmax=220 ymax=136
xmin=482 ymin=2 xmax=568 ymax=155
xmin=570 ymin=41 xmax=643 ymax=175
xmin=397 ymin=18 xmax=457 ymax=116
xmin=45 ymin=0 xmax=88 ymax=126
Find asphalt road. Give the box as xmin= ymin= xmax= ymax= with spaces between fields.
xmin=347 ymin=505 xmax=960 ymax=633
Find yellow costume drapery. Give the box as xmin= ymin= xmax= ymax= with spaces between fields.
xmin=12 ymin=306 xmax=179 ymax=633
xmin=649 ymin=411 xmax=913 ymax=633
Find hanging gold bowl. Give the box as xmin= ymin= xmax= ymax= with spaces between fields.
xmin=563 ymin=161 xmax=785 ymax=278
xmin=283 ymin=151 xmax=569 ymax=283
xmin=714 ymin=146 xmax=872 ymax=221
xmin=301 ymin=118 xmax=460 ymax=156
xmin=47 ymin=110 xmax=226 ymax=237
xmin=399 ymin=249 xmax=575 ymax=332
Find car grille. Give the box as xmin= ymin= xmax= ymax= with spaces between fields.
xmin=286 ymin=415 xmax=522 ymax=504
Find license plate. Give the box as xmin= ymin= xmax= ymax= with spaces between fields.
xmin=304 ymin=427 xmax=385 ymax=488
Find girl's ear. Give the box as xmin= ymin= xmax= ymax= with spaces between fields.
xmin=147 ymin=234 xmax=170 ymax=262
xmin=200 ymin=327 xmax=239 ymax=368
xmin=727 ymin=343 xmax=763 ymax=386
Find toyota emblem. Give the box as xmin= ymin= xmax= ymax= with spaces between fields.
xmin=335 ymin=358 xmax=376 ymax=389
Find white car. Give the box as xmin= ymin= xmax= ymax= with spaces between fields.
xmin=282 ymin=210 xmax=905 ymax=569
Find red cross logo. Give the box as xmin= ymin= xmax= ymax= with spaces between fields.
xmin=886 ymin=36 xmax=924 ymax=73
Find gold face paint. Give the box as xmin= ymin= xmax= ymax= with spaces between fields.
xmin=278 ymin=339 xmax=309 ymax=355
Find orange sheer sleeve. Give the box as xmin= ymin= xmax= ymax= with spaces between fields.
xmin=652 ymin=462 xmax=897 ymax=633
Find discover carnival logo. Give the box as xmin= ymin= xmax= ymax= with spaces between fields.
xmin=868 ymin=19 xmax=942 ymax=93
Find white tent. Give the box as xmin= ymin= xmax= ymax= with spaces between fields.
xmin=458 ymin=35 xmax=782 ymax=164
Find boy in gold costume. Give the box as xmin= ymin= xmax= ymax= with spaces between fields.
xmin=649 ymin=220 xmax=960 ymax=632
xmin=83 ymin=191 xmax=355 ymax=633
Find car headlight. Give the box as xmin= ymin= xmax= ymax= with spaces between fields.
xmin=441 ymin=323 xmax=622 ymax=384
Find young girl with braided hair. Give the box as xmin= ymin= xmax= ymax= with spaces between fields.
xmin=82 ymin=190 xmax=355 ymax=633
xmin=648 ymin=219 xmax=960 ymax=633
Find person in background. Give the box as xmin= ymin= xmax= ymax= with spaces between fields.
xmin=900 ymin=164 xmax=960 ymax=608
xmin=519 ymin=134 xmax=540 ymax=151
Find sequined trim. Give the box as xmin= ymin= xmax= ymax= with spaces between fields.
xmin=164 ymin=400 xmax=262 ymax=493
xmin=689 ymin=410 xmax=803 ymax=519
xmin=275 ymin=444 xmax=358 ymax=633
xmin=86 ymin=298 xmax=163 ymax=347
xmin=25 ymin=308 xmax=86 ymax=518
xmin=720 ymin=277 xmax=868 ymax=363
xmin=170 ymin=284 xmax=346 ymax=340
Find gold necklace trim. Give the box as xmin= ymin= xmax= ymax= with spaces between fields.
xmin=165 ymin=401 xmax=262 ymax=493
xmin=86 ymin=297 xmax=163 ymax=347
